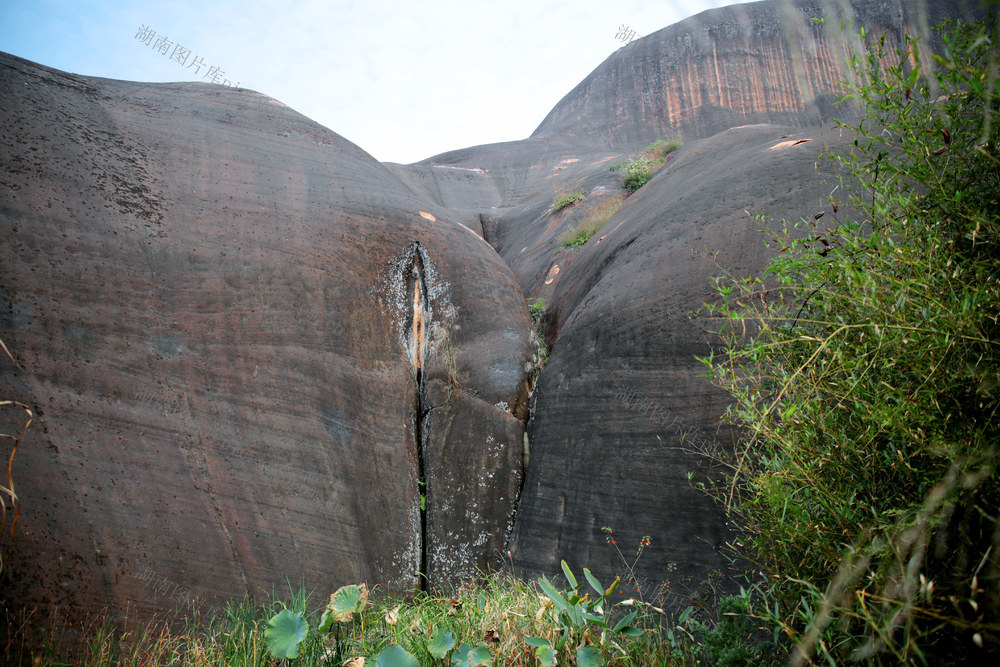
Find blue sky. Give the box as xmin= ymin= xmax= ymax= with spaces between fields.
xmin=1 ymin=0 xmax=747 ymax=163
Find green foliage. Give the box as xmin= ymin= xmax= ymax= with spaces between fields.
xmin=645 ymin=139 xmax=683 ymax=159
xmin=689 ymin=595 xmax=777 ymax=667
xmin=526 ymin=297 xmax=550 ymax=367
xmin=621 ymin=155 xmax=654 ymax=190
xmin=374 ymin=644 xmax=419 ymax=666
xmin=24 ymin=568 xmax=713 ymax=665
xmin=553 ymin=191 xmax=585 ymax=212
xmin=611 ymin=139 xmax=682 ymax=190
xmin=559 ymin=217 xmax=604 ymax=247
xmin=527 ymin=297 xmax=546 ymax=327
xmin=558 ymin=193 xmax=625 ymax=247
xmin=702 ymin=16 xmax=1000 ymax=665
xmin=451 ymin=642 xmax=493 ymax=666
xmin=527 ymin=560 xmax=646 ymax=666
xmin=322 ymin=583 xmax=368 ymax=626
xmin=426 ymin=627 xmax=456 ymax=658
xmin=264 ymin=608 xmax=309 ymax=659
xmin=266 ymin=583 xmax=369 ymax=658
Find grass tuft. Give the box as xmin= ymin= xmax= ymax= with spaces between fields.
xmin=559 ymin=193 xmax=625 ymax=247
xmin=552 ymin=191 xmax=585 ymax=212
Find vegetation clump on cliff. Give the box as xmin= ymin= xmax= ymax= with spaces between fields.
xmin=610 ymin=139 xmax=682 ymax=191
xmin=703 ymin=15 xmax=1000 ymax=665
xmin=559 ymin=193 xmax=626 ymax=247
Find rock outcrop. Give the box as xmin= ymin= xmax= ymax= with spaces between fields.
xmin=0 ymin=55 xmax=532 ymax=621
xmin=532 ymin=0 xmax=979 ymax=147
xmin=0 ymin=0 xmax=980 ymax=633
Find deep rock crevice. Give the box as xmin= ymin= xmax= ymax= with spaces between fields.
xmin=405 ymin=244 xmax=430 ymax=589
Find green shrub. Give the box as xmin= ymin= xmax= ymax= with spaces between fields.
xmin=690 ymin=595 xmax=778 ymax=667
xmin=553 ymin=191 xmax=585 ymax=212
xmin=702 ymin=17 xmax=999 ymax=665
xmin=621 ymin=156 xmax=654 ymax=190
xmin=610 ymin=139 xmax=682 ymax=191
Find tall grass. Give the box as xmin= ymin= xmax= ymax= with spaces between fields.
xmin=10 ymin=572 xmax=710 ymax=666
xmin=1 ymin=337 xmax=32 ymax=577
xmin=559 ymin=193 xmax=625 ymax=247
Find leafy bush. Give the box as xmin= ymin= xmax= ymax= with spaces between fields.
xmin=690 ymin=595 xmax=778 ymax=667
xmin=553 ymin=191 xmax=585 ymax=212
xmin=702 ymin=17 xmax=999 ymax=665
xmin=612 ymin=139 xmax=682 ymax=191
xmin=621 ymin=156 xmax=654 ymax=191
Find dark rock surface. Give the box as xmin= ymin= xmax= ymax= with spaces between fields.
xmin=0 ymin=0 xmax=978 ymax=634
xmin=508 ymin=123 xmax=857 ymax=597
xmin=0 ymin=54 xmax=532 ymax=623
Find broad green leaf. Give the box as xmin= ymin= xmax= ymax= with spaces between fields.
xmin=678 ymin=606 xmax=694 ymax=624
xmin=467 ymin=642 xmax=493 ymax=665
xmin=328 ymin=584 xmax=368 ymax=622
xmin=580 ymin=610 xmax=607 ymax=627
xmin=453 ymin=642 xmax=474 ymax=666
xmin=452 ymin=642 xmax=493 ymax=667
xmin=264 ymin=609 xmax=309 ymax=659
xmin=559 ymin=605 xmax=585 ymax=629
xmin=612 ymin=610 xmax=638 ymax=633
xmin=536 ymin=645 xmax=557 ymax=666
xmin=375 ymin=644 xmax=419 ymax=667
xmin=577 ymin=646 xmax=604 ymax=667
xmin=318 ymin=607 xmax=335 ymax=633
xmin=621 ymin=626 xmax=645 ymax=637
xmin=427 ymin=628 xmax=457 ymax=658
xmin=537 ymin=577 xmax=571 ymax=614
xmin=561 ymin=560 xmax=578 ymax=589
xmin=524 ymin=637 xmax=551 ymax=647
xmin=583 ymin=568 xmax=605 ymax=597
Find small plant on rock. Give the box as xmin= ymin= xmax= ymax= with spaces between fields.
xmin=611 ymin=139 xmax=682 ymax=191
xmin=553 ymin=191 xmax=585 ymax=212
xmin=559 ymin=193 xmax=625 ymax=247
xmin=621 ymin=156 xmax=654 ymax=191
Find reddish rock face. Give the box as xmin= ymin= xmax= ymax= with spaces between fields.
xmin=0 ymin=0 xmax=977 ymax=637
xmin=531 ymin=0 xmax=979 ymax=148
